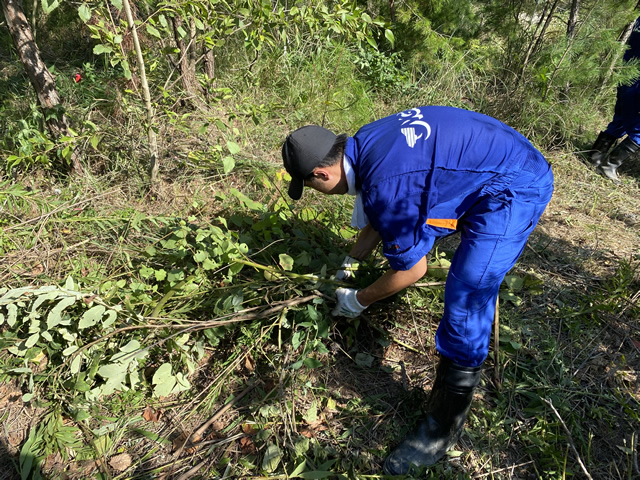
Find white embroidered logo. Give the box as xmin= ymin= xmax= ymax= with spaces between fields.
xmin=397 ymin=108 xmax=431 ymax=148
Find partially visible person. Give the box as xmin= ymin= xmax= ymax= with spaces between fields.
xmin=588 ymin=16 xmax=640 ymax=182
xmin=281 ymin=106 xmax=554 ymax=475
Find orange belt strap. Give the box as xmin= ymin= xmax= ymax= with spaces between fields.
xmin=426 ymin=218 xmax=458 ymax=230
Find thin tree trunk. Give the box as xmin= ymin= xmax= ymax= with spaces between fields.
xmin=566 ymin=0 xmax=580 ymax=40
xmin=122 ymin=0 xmax=159 ymax=183
xmin=203 ymin=46 xmax=215 ymax=81
xmin=563 ymin=0 xmax=581 ymax=97
xmin=1 ymin=0 xmax=83 ymax=173
xmin=516 ymin=0 xmax=560 ymax=88
xmin=172 ymin=15 xmax=200 ymax=96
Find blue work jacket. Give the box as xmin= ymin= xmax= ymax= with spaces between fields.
xmin=344 ymin=106 xmax=546 ymax=271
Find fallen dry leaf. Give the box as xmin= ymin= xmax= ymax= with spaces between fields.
xmin=239 ymin=436 xmax=257 ymax=454
xmin=172 ymin=431 xmax=201 ymax=454
xmin=30 ymin=263 xmax=44 ymax=275
xmin=244 ymin=353 xmax=255 ymax=372
xmin=83 ymin=294 xmax=98 ymax=304
xmin=300 ymin=419 xmax=328 ymax=438
xmin=142 ymin=406 xmax=163 ymax=422
xmin=108 ymin=452 xmax=132 ymax=472
xmin=7 ymin=431 xmax=24 ymax=447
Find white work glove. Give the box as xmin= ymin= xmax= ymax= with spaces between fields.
xmin=335 ymin=255 xmax=360 ymax=281
xmin=331 ymin=288 xmax=367 ymax=318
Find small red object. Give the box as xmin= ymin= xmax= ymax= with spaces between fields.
xmin=74 ymin=73 xmax=82 ymax=83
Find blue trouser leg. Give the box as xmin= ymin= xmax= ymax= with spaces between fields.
xmin=605 ymin=84 xmax=640 ymax=144
xmin=435 ymin=165 xmax=554 ymax=367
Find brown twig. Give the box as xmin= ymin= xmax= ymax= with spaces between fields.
xmin=541 ymin=397 xmax=594 ymax=480
xmin=473 ymin=460 xmax=535 ymax=478
xmin=493 ymin=297 xmax=501 ymax=389
xmin=173 ymin=384 xmax=254 ymax=456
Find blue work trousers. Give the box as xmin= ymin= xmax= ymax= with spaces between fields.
xmin=435 ymin=156 xmax=554 ymax=367
xmin=604 ymin=83 xmax=640 ymax=144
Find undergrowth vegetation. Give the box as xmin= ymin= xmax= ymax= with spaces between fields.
xmin=1 ymin=0 xmax=639 ymax=479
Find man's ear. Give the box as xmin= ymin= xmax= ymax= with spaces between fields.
xmin=311 ymin=168 xmax=331 ymax=181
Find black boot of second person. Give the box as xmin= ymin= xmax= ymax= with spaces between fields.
xmin=587 ymin=131 xmax=617 ymax=167
xmin=383 ymin=357 xmax=482 ymax=476
xmin=598 ymin=136 xmax=640 ymax=182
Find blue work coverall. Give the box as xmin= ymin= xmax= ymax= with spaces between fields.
xmin=604 ymin=16 xmax=640 ymax=144
xmin=345 ymin=106 xmax=554 ymax=367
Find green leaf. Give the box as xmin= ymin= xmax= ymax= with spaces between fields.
xmin=303 ymin=357 xmax=323 ymax=369
xmin=222 ymin=156 xmax=235 ymax=174
xmin=290 ymin=459 xmax=307 ymax=477
xmin=78 ymin=3 xmax=91 ymax=23
xmin=47 ymin=296 xmax=77 ymax=330
xmin=503 ymin=275 xmax=524 ymax=292
xmin=121 ymin=59 xmax=132 ymax=80
xmin=25 ymin=333 xmax=39 ymax=348
xmin=62 ymin=345 xmax=78 ymax=356
xmin=98 ymin=363 xmax=126 ymax=380
xmin=79 ymin=305 xmax=106 ymax=329
xmin=110 ymin=0 xmax=123 ymax=10
xmin=226 ymin=141 xmax=241 ymax=154
xmin=146 ymin=24 xmax=162 ymax=39
xmin=102 ymin=309 xmax=117 ymax=328
xmin=194 ymin=251 xmax=208 ymax=262
xmin=299 ymin=472 xmax=334 ymax=479
xmin=152 ymin=363 xmax=176 ymax=398
xmin=154 ymin=269 xmax=167 ymax=281
xmin=385 ymin=29 xmax=395 ymax=46
xmin=303 ymin=401 xmax=318 ymax=424
xmin=70 ymin=354 xmax=82 ymax=374
xmin=262 ymin=443 xmax=282 ymax=473
xmin=499 ymin=290 xmax=522 ymax=306
xmin=65 ymin=276 xmax=75 ymax=290
xmin=230 ymin=188 xmax=264 ymax=211
xmin=279 ymin=254 xmax=294 ymax=271
xmin=41 ymin=0 xmax=60 ymax=14
xmin=7 ymin=304 xmax=17 ymax=327
xmin=97 ymin=363 xmax=128 ymax=395
xmin=93 ymin=44 xmax=113 ymax=55
xmin=355 ymin=352 xmax=374 ymax=368
xmin=139 ymin=266 xmax=155 ymax=279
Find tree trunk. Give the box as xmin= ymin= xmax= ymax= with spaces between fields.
xmin=122 ymin=0 xmax=159 ymax=184
xmin=562 ymin=0 xmax=581 ymax=98
xmin=516 ymin=0 xmax=560 ymax=88
xmin=171 ymin=15 xmax=200 ymax=96
xmin=566 ymin=0 xmax=580 ymax=40
xmin=203 ymin=46 xmax=215 ymax=81
xmin=1 ymin=0 xmax=83 ymax=174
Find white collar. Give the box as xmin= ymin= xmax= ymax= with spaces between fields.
xmin=343 ymin=154 xmax=357 ymax=195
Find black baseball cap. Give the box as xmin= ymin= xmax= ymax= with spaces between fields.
xmin=281 ymin=125 xmax=337 ymax=200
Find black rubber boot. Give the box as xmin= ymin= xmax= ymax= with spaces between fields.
xmin=597 ymin=136 xmax=640 ymax=182
xmin=383 ymin=357 xmax=482 ymax=476
xmin=587 ymin=131 xmax=617 ymax=167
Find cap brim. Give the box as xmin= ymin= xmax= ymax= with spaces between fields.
xmin=288 ymin=177 xmax=304 ymax=200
